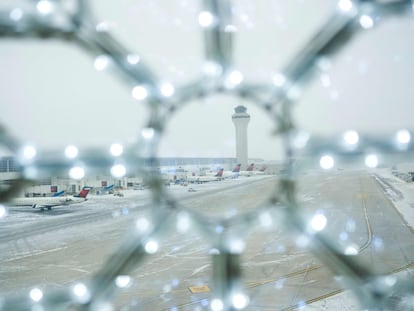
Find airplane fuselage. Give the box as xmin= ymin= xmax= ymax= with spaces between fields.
xmin=9 ymin=196 xmax=87 ymax=210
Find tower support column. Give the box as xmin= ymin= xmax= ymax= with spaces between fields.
xmin=232 ymin=106 xmax=250 ymax=168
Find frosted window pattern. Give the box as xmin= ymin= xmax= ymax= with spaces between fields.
xmin=0 ymin=0 xmax=414 ymax=310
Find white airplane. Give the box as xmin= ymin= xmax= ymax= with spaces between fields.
xmin=221 ymin=164 xmax=241 ymax=178
xmin=252 ymin=165 xmax=267 ymax=175
xmin=238 ymin=163 xmax=257 ymax=176
xmin=237 ymin=163 xmax=254 ymax=177
xmin=187 ymin=168 xmax=225 ymax=183
xmin=187 ymin=164 xmax=241 ymax=183
xmin=239 ymin=163 xmax=267 ymax=177
xmin=8 ymin=187 xmax=91 ymax=211
xmin=202 ymin=164 xmax=240 ymax=177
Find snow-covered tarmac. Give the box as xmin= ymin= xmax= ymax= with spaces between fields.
xmin=308 ymin=168 xmax=414 ymax=310
xmin=1 ymin=171 xmax=413 ymax=310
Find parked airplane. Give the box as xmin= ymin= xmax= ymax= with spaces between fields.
xmin=187 ymin=163 xmax=241 ymax=183
xmin=203 ymin=164 xmax=240 ymax=177
xmin=238 ymin=163 xmax=255 ymax=177
xmin=96 ymin=184 xmax=114 ymax=195
xmin=239 ymin=163 xmax=267 ymax=176
xmin=8 ymin=187 xmax=91 ymax=211
xmin=252 ymin=165 xmax=267 ymax=175
xmin=221 ymin=164 xmax=241 ymax=178
xmin=187 ymin=168 xmax=224 ymax=183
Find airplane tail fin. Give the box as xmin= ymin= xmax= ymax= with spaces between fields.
xmin=246 ymin=163 xmax=254 ymax=171
xmin=215 ymin=168 xmax=224 ymax=177
xmin=75 ymin=187 xmax=91 ymax=198
xmin=52 ymin=190 xmax=65 ymax=197
xmin=104 ymin=184 xmax=114 ymax=191
xmin=232 ymin=164 xmax=241 ymax=173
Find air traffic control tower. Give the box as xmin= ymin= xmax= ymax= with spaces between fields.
xmin=232 ymin=105 xmax=250 ymax=168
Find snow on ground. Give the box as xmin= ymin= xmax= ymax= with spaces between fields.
xmin=3 ymin=172 xmax=413 ymax=309
xmin=150 ymin=170 xmax=414 ymax=310
xmin=308 ymin=167 xmax=414 ymax=310
xmin=374 ymin=168 xmax=414 ymax=229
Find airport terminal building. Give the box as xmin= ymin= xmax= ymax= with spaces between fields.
xmin=0 ymin=156 xmax=282 ymax=197
xmin=0 ymin=156 xmax=278 ymax=197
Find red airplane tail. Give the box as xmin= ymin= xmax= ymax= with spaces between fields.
xmin=246 ymin=163 xmax=254 ymax=171
xmin=215 ymin=168 xmax=224 ymax=177
xmin=75 ymin=187 xmax=91 ymax=198
xmin=232 ymin=164 xmax=241 ymax=173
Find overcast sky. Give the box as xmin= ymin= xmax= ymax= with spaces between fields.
xmin=1 ymin=1 xmax=414 ymax=161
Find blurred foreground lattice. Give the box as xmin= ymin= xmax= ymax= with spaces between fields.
xmin=1 ymin=1 xmax=414 ymax=310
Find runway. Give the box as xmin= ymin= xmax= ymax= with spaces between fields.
xmin=0 ymin=171 xmax=413 ymax=310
